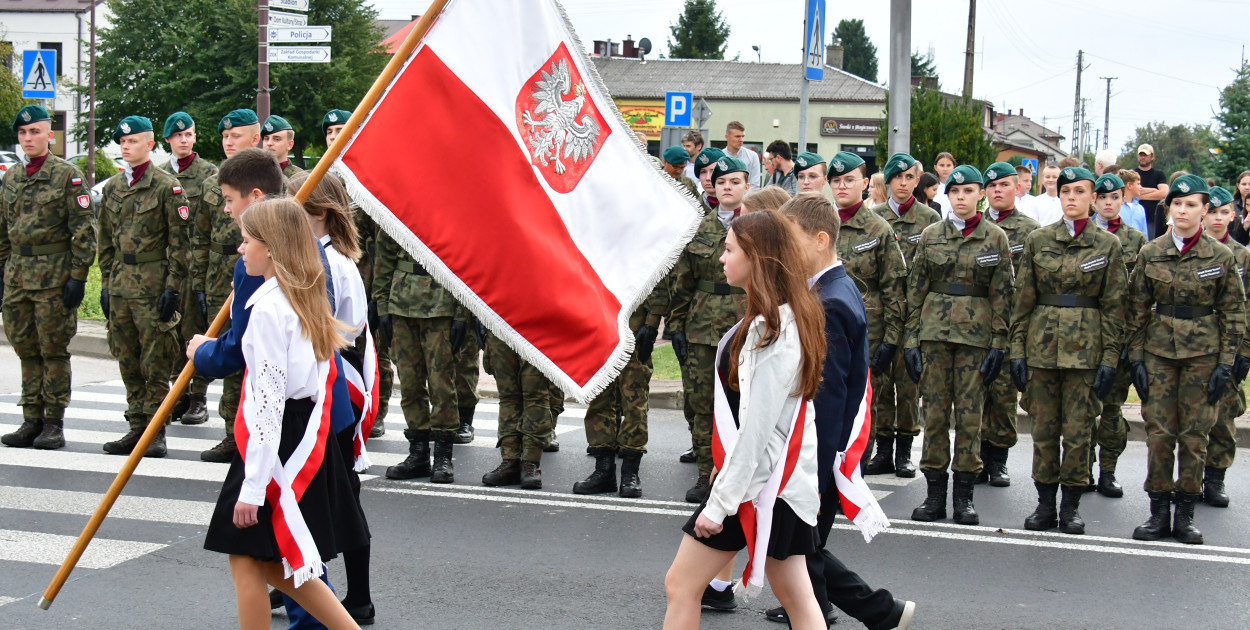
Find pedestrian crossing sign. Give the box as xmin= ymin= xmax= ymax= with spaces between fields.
xmin=22 ymin=50 xmax=57 ymax=99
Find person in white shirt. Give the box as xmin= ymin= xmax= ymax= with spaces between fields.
xmin=932 ymin=152 xmax=956 ymax=217
xmin=722 ymin=121 xmax=761 ymax=191
xmin=681 ymin=130 xmax=705 ymax=182
xmin=1033 ymin=164 xmax=1064 ymax=226
xmin=1013 ymin=164 xmax=1041 ymax=223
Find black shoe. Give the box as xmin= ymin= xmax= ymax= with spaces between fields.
xmin=341 ymin=600 xmax=375 ymax=625
xmin=985 ymin=444 xmax=1011 ymax=487
xmin=618 ymin=450 xmax=642 ymax=498
xmin=1024 ymin=482 xmax=1059 ymax=531
xmin=573 ymin=448 xmax=616 ymax=494
xmin=269 ymin=588 xmax=284 ymax=609
xmin=911 ymin=471 xmax=948 ymax=522
xmin=180 ymin=394 xmax=209 ymax=425
xmin=685 ymin=475 xmax=710 ymax=504
xmin=520 ymin=461 xmax=542 ymax=489
xmin=975 ymin=443 xmax=990 ymax=485
xmin=872 ymin=598 xmax=916 ymax=630
xmin=1172 ymin=492 xmax=1203 ymax=544
xmin=1058 ymin=485 xmax=1085 ymax=535
xmin=1203 ymin=467 xmax=1229 ymax=507
xmin=894 ymin=436 xmax=916 ymax=478
xmin=951 ymin=472 xmax=979 ymax=525
xmin=765 ymin=605 xmax=836 ymax=626
xmin=430 ymin=437 xmax=455 ymax=484
xmin=865 ymin=437 xmax=895 ymax=475
xmin=369 ymin=421 xmax=386 ymax=438
xmin=701 ymin=584 xmax=737 ymax=611
xmin=1132 ymin=491 xmax=1172 ymax=541
xmin=482 ymin=459 xmax=521 ymax=486
xmin=200 ymin=435 xmax=237 ymax=462
xmin=145 ymin=430 xmax=167 ymax=458
xmin=32 ymin=418 xmax=65 ymax=450
xmin=679 ymin=447 xmax=696 ymax=463
xmin=454 ymin=407 xmax=475 ymax=444
xmin=171 ymin=394 xmax=190 ymax=423
xmin=1097 ymin=472 xmax=1124 ymax=498
xmin=386 ymin=430 xmax=431 ymax=480
xmin=544 ymin=436 xmax=560 ymax=453
xmin=103 ymin=428 xmax=145 ymax=455
xmin=1 ymin=418 xmax=42 ymax=448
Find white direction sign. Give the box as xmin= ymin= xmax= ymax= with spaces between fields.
xmin=269 ymin=26 xmax=332 ymax=43
xmin=269 ymin=0 xmax=309 ymax=11
xmin=268 ymin=10 xmax=308 ymax=27
xmin=269 ymin=46 xmax=331 ymax=63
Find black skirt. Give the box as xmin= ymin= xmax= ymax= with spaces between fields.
xmin=682 ymin=498 xmax=820 ymax=560
xmin=204 ymin=397 xmax=370 ymax=562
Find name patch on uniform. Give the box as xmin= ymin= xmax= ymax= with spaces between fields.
xmin=1197 ymin=264 xmax=1225 ymax=280
xmin=908 ymin=233 xmax=922 ymax=243
xmin=77 ymin=195 xmax=90 ymax=208
xmin=177 ymin=205 xmax=190 ymax=220
xmin=71 ymin=177 xmax=82 ymax=186
xmin=1079 ymin=255 xmax=1108 ymax=272
xmin=1010 ymin=242 xmax=1025 ymax=255
xmin=853 ymin=238 xmax=879 ymax=253
xmin=172 ymin=185 xmax=183 ymax=195
xmin=976 ymin=253 xmax=1001 ymax=267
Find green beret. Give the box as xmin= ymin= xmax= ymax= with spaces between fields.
xmin=12 ymin=105 xmax=50 ymax=132
xmin=112 ymin=115 xmax=153 ymax=143
xmin=261 ymin=115 xmax=293 ymax=138
xmin=1057 ymin=166 xmax=1096 ymax=190
xmin=826 ymin=151 xmax=864 ymax=178
xmin=162 ymin=112 xmax=194 ymax=138
xmin=694 ymin=147 xmax=725 ymax=174
xmin=712 ymin=156 xmax=749 ymax=185
xmin=983 ymin=162 xmax=1016 ymax=184
xmin=882 ymin=152 xmax=917 ymax=183
xmin=322 ymin=109 xmax=351 ymax=134
xmin=218 ymin=109 xmax=259 ymax=133
xmin=946 ymin=164 xmax=984 ymax=188
xmin=1166 ymin=174 xmax=1209 ymax=205
xmin=1209 ymin=185 xmax=1235 ymax=208
xmin=1095 ymin=174 xmax=1125 ymax=194
xmin=662 ymin=145 xmax=690 ymax=166
xmin=794 ymin=152 xmax=825 ymax=173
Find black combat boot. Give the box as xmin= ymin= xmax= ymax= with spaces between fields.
xmin=1058 ymin=485 xmax=1085 ymax=535
xmin=685 ymin=474 xmax=710 ymax=504
xmin=975 ymin=443 xmax=990 ymax=484
xmin=430 ymin=436 xmax=455 ymax=483
xmin=171 ymin=394 xmax=190 ymax=423
xmin=454 ymin=406 xmax=475 ymax=444
xmin=103 ymin=427 xmax=145 ymax=455
xmin=181 ymin=394 xmax=209 ymax=425
xmin=618 ymin=450 xmax=642 ymax=498
xmin=1098 ymin=471 xmax=1124 ymax=498
xmin=865 ymin=437 xmax=895 ymax=475
xmin=385 ymin=430 xmax=431 ymax=480
xmin=1132 ymin=491 xmax=1172 ymax=541
xmin=369 ymin=419 xmax=386 ymax=438
xmin=2 ymin=418 xmax=43 ymax=448
xmin=32 ymin=417 xmax=65 ymax=450
xmin=573 ymin=448 xmax=617 ymax=494
xmin=911 ymin=471 xmax=948 ymax=522
xmin=200 ymin=434 xmax=237 ymax=462
xmin=894 ymin=436 xmax=917 ymax=478
xmin=520 ymin=461 xmax=542 ymax=489
xmin=951 ymin=472 xmax=979 ymax=525
xmin=1203 ymin=467 xmax=1229 ymax=507
xmin=145 ymin=429 xmax=167 ymax=458
xmin=1024 ymin=482 xmax=1059 ymax=531
xmin=679 ymin=447 xmax=696 ymax=463
xmin=986 ymin=444 xmax=1011 ymax=487
xmin=1172 ymin=492 xmax=1203 ymax=544
xmin=482 ymin=459 xmax=521 ymax=486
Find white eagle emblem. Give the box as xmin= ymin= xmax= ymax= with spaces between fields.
xmin=329 ymin=112 xmax=338 ymax=122
xmin=953 ymin=171 xmax=964 ymax=183
xmin=1178 ymin=181 xmax=1190 ymax=193
xmin=177 ymin=120 xmax=185 ymax=130
xmin=223 ymin=119 xmax=233 ymax=130
xmin=1104 ymin=180 xmax=1113 ymax=191
xmin=717 ymin=158 xmax=728 ymax=170
xmin=120 ymin=122 xmax=131 ymax=133
xmin=520 ymin=59 xmax=602 ymax=175
xmin=1064 ymin=168 xmax=1074 ymax=179
xmin=798 ymin=157 xmax=808 ymax=167
xmin=265 ymin=122 xmax=273 ymax=132
xmin=831 ymin=160 xmax=843 ymax=171
xmin=20 ymin=111 xmax=31 ymax=122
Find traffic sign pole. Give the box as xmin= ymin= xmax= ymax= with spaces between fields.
xmin=258 ymin=0 xmax=270 ymax=121
xmin=798 ymin=0 xmax=825 ymax=154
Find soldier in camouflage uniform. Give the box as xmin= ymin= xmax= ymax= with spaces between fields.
xmin=1088 ymin=174 xmax=1148 ymax=497
xmin=662 ymin=145 xmax=699 ymax=198
xmin=260 ymin=115 xmax=304 ymax=179
xmin=451 ymin=316 xmax=481 ymax=443
xmin=664 ymin=145 xmax=709 ymax=464
xmin=0 ymin=106 xmax=95 ymax=451
xmin=481 ymin=335 xmax=555 ymax=489
xmin=1010 ymin=167 xmax=1126 ymax=536
xmin=195 ymin=109 xmax=262 ymax=462
xmin=1127 ymin=175 xmax=1245 ymax=544
xmin=978 ymin=162 xmax=1040 ymax=487
xmin=668 ymin=153 xmax=748 ymax=503
xmin=1200 ymin=186 xmax=1250 ymax=508
xmin=903 ymin=165 xmax=1013 ymax=526
xmin=98 ymin=116 xmax=190 ymax=458
xmin=868 ymin=153 xmax=941 ymax=477
xmin=159 ymin=112 xmax=216 ymax=426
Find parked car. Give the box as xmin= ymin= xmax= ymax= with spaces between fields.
xmin=0 ymin=150 xmax=18 ymax=175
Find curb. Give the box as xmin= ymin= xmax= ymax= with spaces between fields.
xmin=0 ymin=318 xmax=113 ymax=360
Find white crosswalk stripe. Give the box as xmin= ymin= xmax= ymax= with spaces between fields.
xmin=0 ymin=529 xmax=165 ymax=569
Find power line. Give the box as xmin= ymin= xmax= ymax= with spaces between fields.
xmin=1085 ymin=52 xmax=1221 ymax=89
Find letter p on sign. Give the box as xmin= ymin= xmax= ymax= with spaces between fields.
xmin=665 ymin=92 xmax=693 ymax=127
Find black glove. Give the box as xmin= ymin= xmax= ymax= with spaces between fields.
xmin=0 ymin=270 xmax=5 ymax=308
xmin=1092 ymin=365 xmax=1117 ymax=400
xmin=156 ymin=289 xmax=179 ymax=323
xmin=474 ymin=319 xmax=487 ymax=348
xmin=903 ymin=347 xmax=923 ymax=384
xmin=367 ymin=300 xmax=381 ymax=334
xmin=194 ymin=290 xmax=208 ymax=325
xmin=1131 ymin=361 xmax=1150 ymax=404
xmin=62 ymin=278 xmax=85 ymax=310
xmin=450 ymin=320 xmax=467 ymax=354
xmin=378 ymin=314 xmax=393 ymax=346
xmin=1207 ymin=363 xmax=1233 ymax=406
xmin=1118 ymin=346 xmax=1131 ymax=371
xmin=1010 ymin=358 xmax=1029 ymax=393
xmin=671 ymin=330 xmax=689 ymax=364
xmin=979 ymin=348 xmax=1005 ymax=387
xmin=634 ymin=324 xmax=659 ymax=364
xmin=100 ymin=288 xmax=110 ymax=320
xmin=870 ymin=343 xmax=897 ymax=373
xmin=1234 ymin=354 xmax=1250 ymax=384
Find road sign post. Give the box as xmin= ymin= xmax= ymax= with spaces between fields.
xmin=693 ymin=98 xmax=712 ymax=130
xmin=665 ymin=92 xmax=693 ymax=128
xmin=798 ymin=0 xmax=825 ymax=153
xmin=22 ymin=50 xmax=57 ymax=99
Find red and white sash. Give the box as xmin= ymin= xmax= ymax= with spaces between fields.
xmin=234 ymin=359 xmax=337 ymax=588
xmin=341 ymin=325 xmax=380 ymax=472
xmin=833 ymin=371 xmax=890 ymax=541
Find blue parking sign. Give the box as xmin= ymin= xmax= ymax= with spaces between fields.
xmin=22 ymin=50 xmax=57 ymax=99
xmin=665 ymin=92 xmax=693 ymax=127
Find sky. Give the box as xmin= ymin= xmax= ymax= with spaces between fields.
xmin=369 ymin=0 xmax=1249 ymax=156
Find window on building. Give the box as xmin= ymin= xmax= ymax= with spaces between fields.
xmin=38 ymin=42 xmax=63 ymax=76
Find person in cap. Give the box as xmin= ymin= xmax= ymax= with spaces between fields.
xmin=976 ymin=162 xmax=1041 ymax=488
xmin=793 ymin=152 xmax=827 ymax=195
xmin=0 ymin=106 xmax=96 ymax=451
xmin=260 ymin=115 xmax=304 ymax=179
xmin=661 ymin=145 xmax=699 ymax=198
xmin=97 ymin=116 xmax=191 ymax=458
xmin=902 ymin=165 xmax=1013 ymax=525
xmin=195 ymin=108 xmax=263 ymax=462
xmin=866 ymin=153 xmax=941 ymax=477
xmin=1133 ymin=144 xmax=1170 ymax=239
xmin=668 ymin=155 xmax=749 ymax=503
xmin=1085 ymin=173 xmax=1148 ymax=497
xmin=1195 ymin=185 xmax=1250 ymax=508
xmin=1009 ymin=167 xmax=1127 ymax=535
xmin=157 ymin=111 xmax=217 ymax=427
xmin=323 ymin=109 xmax=352 ymax=147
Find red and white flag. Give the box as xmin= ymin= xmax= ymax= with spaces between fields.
xmin=833 ymin=373 xmax=890 ymax=541
xmin=330 ymin=0 xmax=701 ymax=400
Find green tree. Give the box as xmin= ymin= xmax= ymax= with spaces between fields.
xmin=72 ymin=150 xmax=119 ymax=183
xmin=1117 ymin=121 xmax=1217 ymax=180
xmin=0 ymin=40 xmax=37 ymax=146
xmin=833 ymin=19 xmax=877 ymax=82
xmin=911 ymin=49 xmax=939 ymax=86
xmin=874 ymin=88 xmax=996 ymax=172
xmin=1213 ymin=61 xmax=1250 ymax=185
xmin=667 ymin=0 xmax=730 ymax=60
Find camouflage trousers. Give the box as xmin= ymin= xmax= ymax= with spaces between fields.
xmin=918 ymin=342 xmax=985 ymax=475
xmin=1206 ymin=378 xmax=1245 ymax=470
xmin=1090 ymin=369 xmax=1132 ymax=476
xmin=488 ymin=335 xmax=553 ymax=462
xmin=207 ymin=294 xmax=241 ymax=437
xmin=375 ymin=320 xmax=394 ymax=422
xmin=174 ymin=286 xmax=208 ymax=397
xmin=3 ymin=290 xmax=75 ymax=420
xmin=392 ymin=315 xmax=459 ymax=438
xmin=549 ymin=384 xmax=565 ymax=419
xmin=453 ymin=325 xmax=480 ymax=411
xmin=583 ymin=348 xmax=652 ymax=453
xmin=108 ymin=297 xmax=180 ymax=429
xmin=679 ymin=347 xmax=696 ymax=448
xmin=685 ymin=343 xmax=718 ymax=475
xmin=1142 ymin=353 xmax=1219 ymax=494
xmin=982 ymin=369 xmax=1019 ymax=449
xmin=872 ymin=349 xmax=920 ymax=438
xmin=1027 ymin=367 xmax=1100 ymax=488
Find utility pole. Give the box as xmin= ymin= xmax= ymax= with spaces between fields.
xmin=86 ymin=0 xmax=97 ymax=188
xmin=1100 ymin=76 xmax=1116 ymax=150
xmin=888 ymin=0 xmax=912 ymax=154
xmin=1080 ymin=97 xmax=1090 ymax=156
xmin=962 ymin=0 xmax=976 ymax=100
xmin=257 ymin=0 xmax=270 ymax=121
xmin=1071 ymin=49 xmax=1084 ymax=156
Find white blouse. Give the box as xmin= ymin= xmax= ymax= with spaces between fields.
xmin=320 ymin=235 xmax=367 ymax=338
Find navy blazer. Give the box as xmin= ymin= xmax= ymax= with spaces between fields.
xmin=812 ymin=264 xmax=870 ymax=494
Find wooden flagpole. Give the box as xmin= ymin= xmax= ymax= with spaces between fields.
xmin=39 ymin=0 xmax=451 ymax=610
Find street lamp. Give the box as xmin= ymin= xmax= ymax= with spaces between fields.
xmin=751 ymin=45 xmax=761 ymax=63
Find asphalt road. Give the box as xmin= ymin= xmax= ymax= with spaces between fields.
xmin=2 ymin=352 xmax=1249 ymax=629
